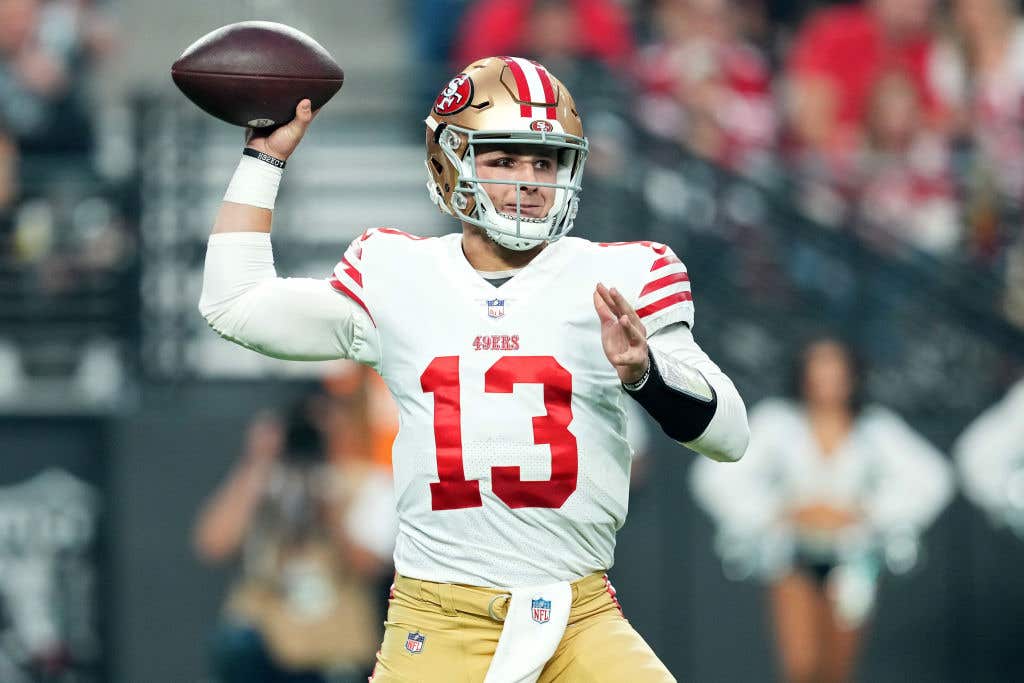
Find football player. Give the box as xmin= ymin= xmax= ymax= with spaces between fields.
xmin=200 ymin=57 xmax=749 ymax=682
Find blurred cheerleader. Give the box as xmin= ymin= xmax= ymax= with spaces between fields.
xmin=955 ymin=378 xmax=1024 ymax=537
xmin=691 ymin=337 xmax=953 ymax=683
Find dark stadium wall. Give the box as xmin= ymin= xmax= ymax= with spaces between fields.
xmin=107 ymin=382 xmax=298 ymax=683
xmin=0 ymin=419 xmax=109 ymax=683
xmin=101 ymin=382 xmax=1024 ymax=683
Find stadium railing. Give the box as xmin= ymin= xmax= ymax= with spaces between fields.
xmin=0 ymin=156 xmax=137 ymax=414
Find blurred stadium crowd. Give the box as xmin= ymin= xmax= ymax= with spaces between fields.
xmin=0 ymin=0 xmax=129 ymax=410
xmin=0 ymin=1 xmax=1022 ymax=682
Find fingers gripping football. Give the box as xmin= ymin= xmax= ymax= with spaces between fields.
xmin=594 ymin=283 xmax=649 ymax=385
xmin=245 ymin=99 xmax=319 ymax=161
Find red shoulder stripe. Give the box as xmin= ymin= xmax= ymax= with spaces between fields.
xmin=356 ymin=227 xmax=429 ymax=243
xmin=636 ymin=291 xmax=692 ymax=319
xmin=340 ymin=256 xmax=362 ymax=287
xmin=598 ymin=240 xmax=669 ymax=255
xmin=328 ymin=277 xmax=376 ymax=326
xmin=374 ymin=227 xmax=431 ymax=240
xmin=639 ymin=271 xmax=689 ymax=297
xmin=650 ymin=254 xmax=681 ymax=271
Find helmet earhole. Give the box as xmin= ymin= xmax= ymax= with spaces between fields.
xmin=453 ymin=193 xmax=468 ymax=210
xmin=442 ymin=129 xmax=462 ymax=150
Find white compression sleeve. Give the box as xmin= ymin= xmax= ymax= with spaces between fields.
xmin=199 ymin=232 xmax=379 ymax=364
xmin=647 ymin=323 xmax=750 ymax=463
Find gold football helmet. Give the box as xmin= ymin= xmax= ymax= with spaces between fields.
xmin=425 ymin=56 xmax=589 ymax=250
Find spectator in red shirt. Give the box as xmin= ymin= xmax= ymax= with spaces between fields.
xmin=635 ymin=0 xmax=777 ymax=177
xmin=789 ymin=67 xmax=959 ymax=250
xmin=854 ymin=70 xmax=959 ymax=256
xmin=451 ymin=0 xmax=633 ymax=71
xmin=952 ymin=0 xmax=1024 ymax=200
xmin=949 ymin=0 xmax=1024 ymax=321
xmin=786 ymin=0 xmax=953 ymax=156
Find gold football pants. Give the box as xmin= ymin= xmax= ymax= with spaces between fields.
xmin=369 ymin=572 xmax=676 ymax=682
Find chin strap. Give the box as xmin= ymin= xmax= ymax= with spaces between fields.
xmin=486 ymin=228 xmax=545 ymax=252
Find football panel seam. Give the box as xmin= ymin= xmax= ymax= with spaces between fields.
xmin=171 ymin=70 xmax=342 ymax=82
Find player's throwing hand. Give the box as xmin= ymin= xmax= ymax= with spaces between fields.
xmin=594 ymin=283 xmax=649 ymax=385
xmin=245 ymin=98 xmax=318 ymax=161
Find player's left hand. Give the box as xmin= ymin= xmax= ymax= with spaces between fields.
xmin=594 ymin=283 xmax=649 ymax=385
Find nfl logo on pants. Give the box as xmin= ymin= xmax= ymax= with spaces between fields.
xmin=532 ymin=598 xmax=551 ymax=624
xmin=405 ymin=631 xmax=425 ymax=654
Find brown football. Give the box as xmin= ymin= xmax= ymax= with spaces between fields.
xmin=171 ymin=21 xmax=344 ymax=128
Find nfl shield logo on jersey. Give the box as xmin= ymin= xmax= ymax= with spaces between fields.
xmin=487 ymin=298 xmax=505 ymax=319
xmin=531 ymin=598 xmax=552 ymax=624
xmin=405 ymin=631 xmax=426 ymax=654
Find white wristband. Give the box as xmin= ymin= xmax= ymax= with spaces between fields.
xmin=223 ymin=154 xmax=284 ymax=210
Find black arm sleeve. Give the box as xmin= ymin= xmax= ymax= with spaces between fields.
xmin=624 ymin=352 xmax=718 ymax=442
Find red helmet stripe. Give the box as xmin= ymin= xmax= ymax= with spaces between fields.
xmin=501 ymin=57 xmax=533 ymax=118
xmin=533 ymin=64 xmax=558 ymax=119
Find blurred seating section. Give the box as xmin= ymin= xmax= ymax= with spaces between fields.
xmin=0 ymin=0 xmax=133 ymax=413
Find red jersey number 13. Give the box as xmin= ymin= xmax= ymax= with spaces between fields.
xmin=420 ymin=355 xmax=578 ymax=511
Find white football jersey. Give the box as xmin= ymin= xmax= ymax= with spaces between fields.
xmin=330 ymin=229 xmax=693 ymax=587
